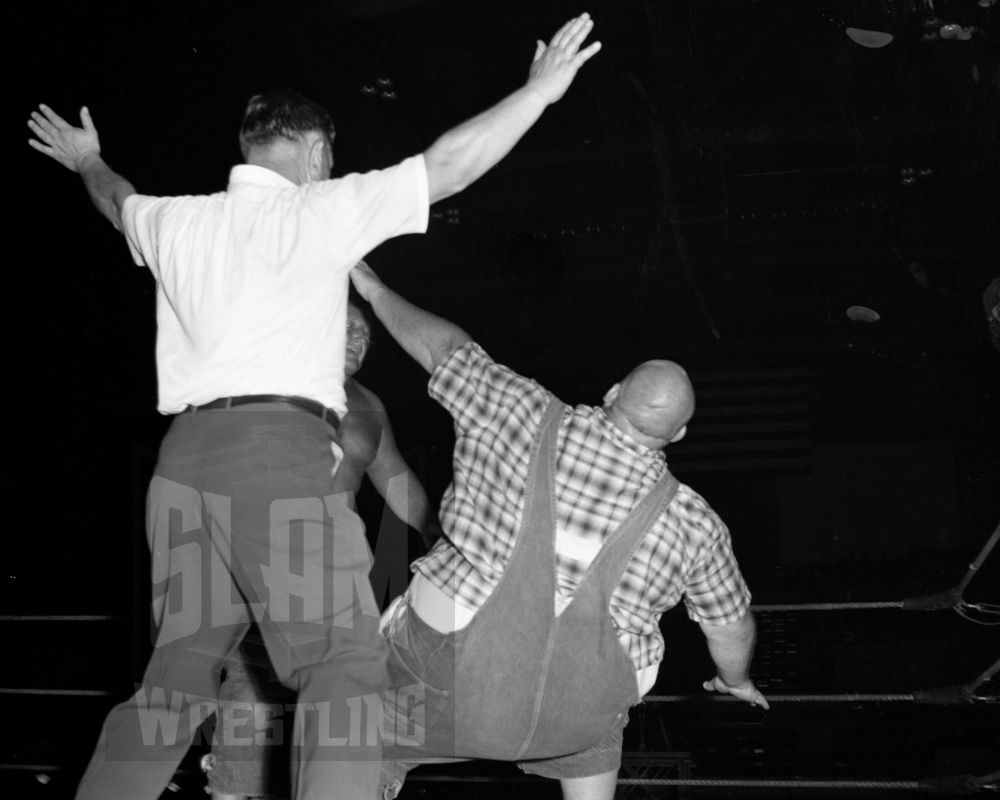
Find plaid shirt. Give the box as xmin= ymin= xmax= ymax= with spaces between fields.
xmin=405 ymin=342 xmax=751 ymax=671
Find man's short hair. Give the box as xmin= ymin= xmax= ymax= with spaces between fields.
xmin=238 ymin=90 xmax=336 ymax=160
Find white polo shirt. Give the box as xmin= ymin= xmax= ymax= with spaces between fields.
xmin=122 ymin=155 xmax=429 ymax=416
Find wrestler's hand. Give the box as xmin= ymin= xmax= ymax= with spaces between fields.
xmin=350 ymin=259 xmax=385 ymax=302
xmin=526 ymin=13 xmax=602 ymax=106
xmin=703 ymin=676 xmax=770 ymax=710
xmin=28 ymin=105 xmax=102 ymax=173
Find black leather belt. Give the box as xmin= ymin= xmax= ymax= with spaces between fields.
xmin=186 ymin=394 xmax=340 ymax=430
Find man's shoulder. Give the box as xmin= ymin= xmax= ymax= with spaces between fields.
xmin=461 ymin=343 xmax=551 ymax=401
xmin=342 ymin=380 xmax=387 ymax=453
xmin=440 ymin=340 xmax=534 ymax=387
xmin=121 ymin=190 xmax=225 ymax=245
xmin=125 ymin=188 xmax=224 ymax=214
xmin=431 ymin=340 xmax=554 ymax=427
xmin=313 ymin=155 xmax=424 ymax=197
xmin=345 ymin=379 xmax=385 ymax=414
xmin=666 ymin=481 xmax=726 ymax=536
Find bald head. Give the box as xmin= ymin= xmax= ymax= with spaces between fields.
xmin=604 ymin=360 xmax=695 ymax=447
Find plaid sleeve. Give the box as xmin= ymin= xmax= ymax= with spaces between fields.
xmin=680 ymin=497 xmax=752 ymax=625
xmin=428 ymin=341 xmax=551 ymax=436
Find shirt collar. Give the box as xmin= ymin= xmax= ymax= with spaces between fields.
xmin=593 ymin=406 xmax=667 ymax=464
xmin=227 ymin=164 xmax=298 ymax=189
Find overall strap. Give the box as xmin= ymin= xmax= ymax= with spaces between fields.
xmin=581 ymin=467 xmax=680 ymax=596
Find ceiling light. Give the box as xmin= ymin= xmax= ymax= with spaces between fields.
xmin=846 ymin=305 xmax=881 ymax=323
xmin=845 ymin=27 xmax=894 ymax=48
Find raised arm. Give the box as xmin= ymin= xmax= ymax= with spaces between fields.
xmin=699 ymin=612 xmax=770 ymax=709
xmin=27 ymin=104 xmax=135 ymax=232
xmin=350 ymin=261 xmax=471 ymax=374
xmin=423 ymin=13 xmax=601 ymax=204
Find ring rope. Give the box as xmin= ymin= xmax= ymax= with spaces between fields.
xmin=753 ymin=520 xmax=999 ymax=619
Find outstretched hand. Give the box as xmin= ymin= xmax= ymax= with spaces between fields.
xmin=27 ymin=104 xmax=102 ymax=173
xmin=527 ymin=13 xmax=602 ymax=105
xmin=703 ymin=676 xmax=770 ymax=710
xmin=350 ymin=259 xmax=385 ymax=303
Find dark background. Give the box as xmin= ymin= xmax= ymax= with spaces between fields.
xmin=3 ymin=0 xmax=999 ymax=797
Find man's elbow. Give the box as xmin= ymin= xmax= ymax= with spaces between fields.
xmin=423 ymin=142 xmax=474 ymax=204
xmin=428 ymin=330 xmax=472 ymax=371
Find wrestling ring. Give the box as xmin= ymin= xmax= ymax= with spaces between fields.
xmin=2 ymin=521 xmax=997 ymax=797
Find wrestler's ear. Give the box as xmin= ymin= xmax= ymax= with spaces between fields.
xmin=669 ymin=424 xmax=687 ymax=444
xmin=306 ymin=133 xmax=327 ymax=181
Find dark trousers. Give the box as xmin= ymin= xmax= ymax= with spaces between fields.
xmin=74 ymin=406 xmax=387 ymax=800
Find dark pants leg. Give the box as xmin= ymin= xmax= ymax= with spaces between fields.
xmin=75 ymin=409 xmax=387 ymax=800
xmin=206 ymin=637 xmax=294 ymax=798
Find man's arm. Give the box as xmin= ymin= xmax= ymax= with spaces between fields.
xmin=423 ymin=13 xmax=601 ymax=204
xmin=27 ymin=104 xmax=135 ymax=231
xmin=362 ymin=387 xmax=442 ymax=549
xmin=699 ymin=612 xmax=770 ymax=709
xmin=351 ymin=261 xmax=471 ymax=374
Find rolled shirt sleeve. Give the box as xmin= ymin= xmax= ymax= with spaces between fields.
xmin=428 ymin=341 xmax=551 ymax=438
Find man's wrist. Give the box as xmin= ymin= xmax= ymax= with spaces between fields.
xmin=520 ymin=83 xmax=552 ymax=109
xmin=75 ymin=150 xmax=104 ymax=173
xmin=365 ymin=283 xmax=388 ymax=306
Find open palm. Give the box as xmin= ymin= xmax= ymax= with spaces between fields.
xmin=27 ymin=104 xmax=101 ymax=173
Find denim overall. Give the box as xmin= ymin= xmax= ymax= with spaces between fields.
xmin=383 ymin=398 xmax=679 ymax=778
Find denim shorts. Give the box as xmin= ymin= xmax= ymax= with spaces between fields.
xmin=380 ymin=704 xmax=628 ymax=797
xmin=517 ymin=710 xmax=628 ymax=779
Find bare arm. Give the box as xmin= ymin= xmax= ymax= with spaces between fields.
xmin=362 ymin=385 xmax=445 ymax=551
xmin=365 ymin=396 xmax=431 ymax=532
xmin=699 ymin=611 xmax=770 ymax=709
xmin=423 ymin=13 xmax=601 ymax=204
xmin=27 ymin=104 xmax=135 ymax=232
xmin=350 ymin=261 xmax=471 ymax=374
